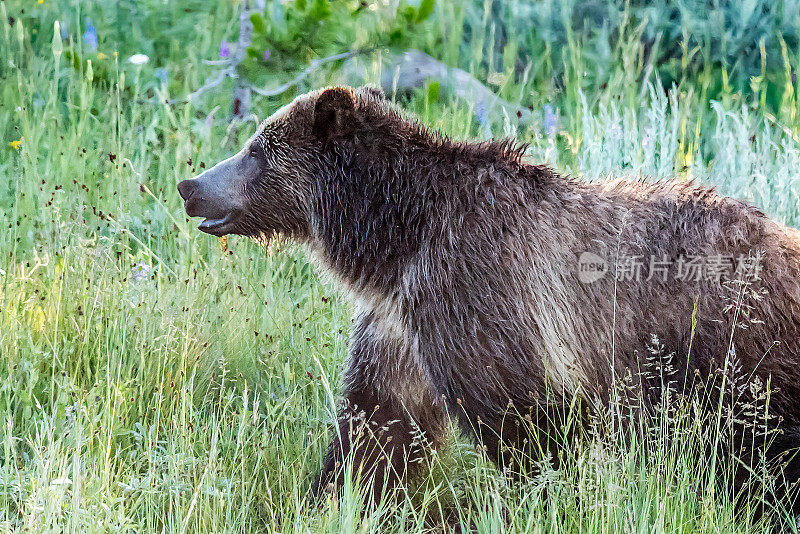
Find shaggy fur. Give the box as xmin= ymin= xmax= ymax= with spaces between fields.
xmin=185 ymin=86 xmax=800 ymax=515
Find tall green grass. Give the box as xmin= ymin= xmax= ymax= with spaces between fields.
xmin=1 ymin=1 xmax=799 ymax=532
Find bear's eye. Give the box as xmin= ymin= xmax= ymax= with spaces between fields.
xmin=248 ymin=145 xmax=260 ymax=159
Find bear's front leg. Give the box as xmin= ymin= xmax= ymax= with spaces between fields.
xmin=310 ymin=312 xmax=444 ymax=502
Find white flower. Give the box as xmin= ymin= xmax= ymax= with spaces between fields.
xmin=128 ymin=54 xmax=149 ymax=65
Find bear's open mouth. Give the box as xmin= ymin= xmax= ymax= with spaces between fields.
xmin=197 ymin=210 xmax=242 ymax=236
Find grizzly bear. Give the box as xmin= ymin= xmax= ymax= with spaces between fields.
xmin=177 ymin=86 xmax=800 ymax=515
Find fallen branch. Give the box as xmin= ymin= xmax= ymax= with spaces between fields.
xmin=172 ymin=1 xmax=262 ymax=108
xmin=339 ymin=49 xmax=534 ymax=128
xmin=249 ymin=51 xmax=357 ymax=98
xmin=184 ymin=68 xmax=229 ymax=103
xmin=183 ymin=44 xmax=532 ymax=134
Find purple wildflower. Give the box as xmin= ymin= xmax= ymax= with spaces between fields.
xmin=219 ymin=40 xmax=230 ymax=58
xmin=131 ymin=261 xmax=152 ymax=282
xmin=543 ymin=104 xmax=557 ymax=139
xmin=83 ymin=19 xmax=97 ymax=51
xmin=59 ymin=20 xmax=70 ymax=40
xmin=263 ymin=50 xmax=271 ymax=61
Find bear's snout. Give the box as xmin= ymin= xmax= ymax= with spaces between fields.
xmin=177 ymin=155 xmax=248 ymax=236
xmin=177 ymin=178 xmax=197 ymax=202
xmin=177 ymin=178 xmax=213 ymax=219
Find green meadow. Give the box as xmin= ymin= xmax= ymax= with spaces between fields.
xmin=1 ymin=1 xmax=799 ymax=531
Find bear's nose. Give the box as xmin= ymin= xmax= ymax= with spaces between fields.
xmin=177 ymin=179 xmax=197 ymax=201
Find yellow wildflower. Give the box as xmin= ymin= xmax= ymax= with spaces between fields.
xmin=97 ymin=52 xmax=108 ymax=60
xmin=8 ymin=140 xmax=21 ymax=149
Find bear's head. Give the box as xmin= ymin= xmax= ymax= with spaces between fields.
xmin=177 ymin=85 xmax=388 ymax=240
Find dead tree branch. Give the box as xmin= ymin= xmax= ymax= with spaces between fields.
xmin=249 ymin=51 xmax=356 ymax=98
xmin=340 ymin=49 xmax=533 ymax=128
xmin=183 ymin=40 xmax=531 ymax=134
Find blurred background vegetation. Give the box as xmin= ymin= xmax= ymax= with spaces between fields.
xmin=3 ymin=0 xmax=800 ymax=215
xmin=6 ymin=0 xmax=800 ymax=144
xmin=1 ymin=0 xmax=800 ymax=532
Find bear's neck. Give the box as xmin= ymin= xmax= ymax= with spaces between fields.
xmin=308 ymin=155 xmax=421 ymax=296
xmin=308 ymin=142 xmax=557 ymax=298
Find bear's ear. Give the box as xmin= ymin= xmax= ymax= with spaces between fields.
xmin=313 ymin=87 xmax=358 ymax=141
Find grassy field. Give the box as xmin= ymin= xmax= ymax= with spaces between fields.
xmin=1 ymin=1 xmax=800 ymax=532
